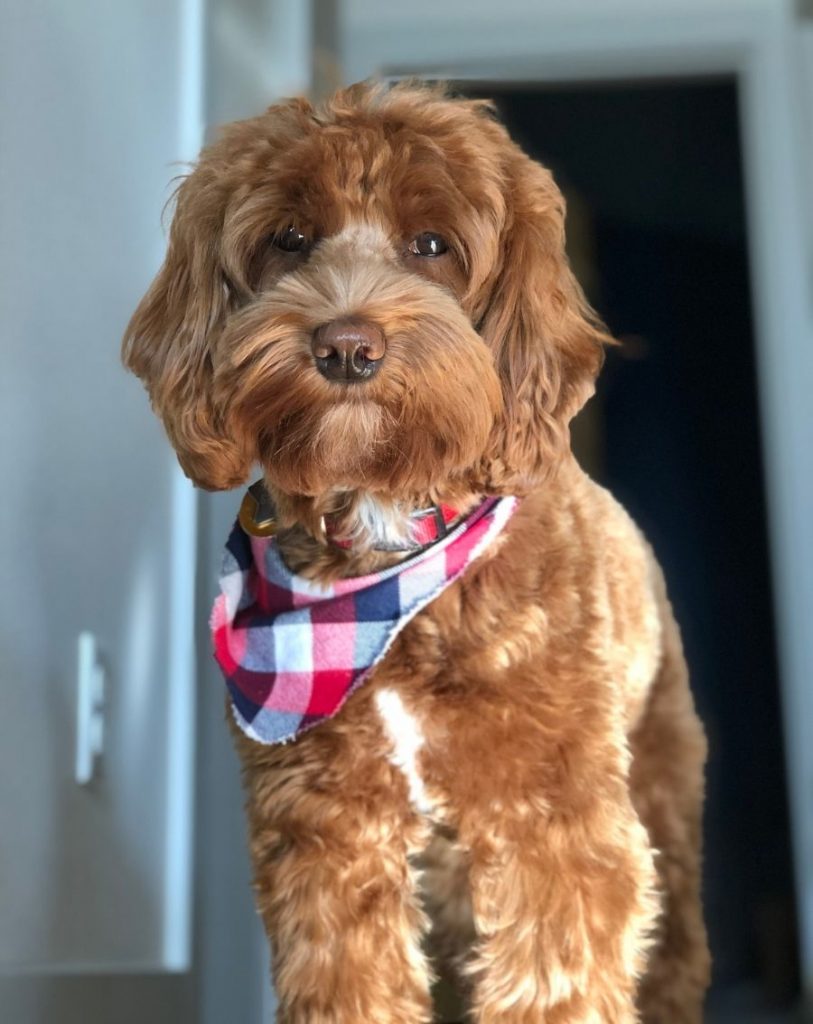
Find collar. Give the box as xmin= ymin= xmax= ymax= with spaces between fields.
xmin=239 ymin=480 xmax=462 ymax=552
xmin=213 ymin=494 xmax=519 ymax=744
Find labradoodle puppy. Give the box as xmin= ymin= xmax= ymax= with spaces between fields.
xmin=123 ymin=82 xmax=709 ymax=1024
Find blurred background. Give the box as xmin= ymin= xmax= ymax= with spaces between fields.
xmin=1 ymin=1 xmax=812 ymax=1022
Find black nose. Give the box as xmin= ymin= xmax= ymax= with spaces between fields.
xmin=311 ymin=319 xmax=386 ymax=382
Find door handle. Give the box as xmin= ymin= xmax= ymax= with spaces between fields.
xmin=75 ymin=631 xmax=105 ymax=785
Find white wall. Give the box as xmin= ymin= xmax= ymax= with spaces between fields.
xmin=0 ymin=0 xmax=189 ymax=971
xmin=0 ymin=0 xmax=197 ymax=1015
xmin=207 ymin=0 xmax=312 ymax=125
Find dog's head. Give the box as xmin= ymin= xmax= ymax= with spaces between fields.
xmin=123 ymin=82 xmax=609 ymax=524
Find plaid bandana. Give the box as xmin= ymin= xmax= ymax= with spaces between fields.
xmin=211 ymin=496 xmax=517 ymax=744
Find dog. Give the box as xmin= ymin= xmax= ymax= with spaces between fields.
xmin=123 ymin=81 xmax=709 ymax=1024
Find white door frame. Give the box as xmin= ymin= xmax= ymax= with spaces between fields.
xmin=352 ymin=2 xmax=813 ymax=1000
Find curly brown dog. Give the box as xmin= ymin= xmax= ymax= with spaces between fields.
xmin=123 ymin=81 xmax=709 ymax=1024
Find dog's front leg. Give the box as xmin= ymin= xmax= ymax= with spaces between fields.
xmin=453 ymin=725 xmax=659 ymax=1024
xmin=235 ymin=722 xmax=434 ymax=1024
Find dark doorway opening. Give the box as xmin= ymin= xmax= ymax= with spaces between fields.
xmin=458 ymin=78 xmax=799 ymax=1017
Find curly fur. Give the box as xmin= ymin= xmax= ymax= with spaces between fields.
xmin=124 ymin=80 xmax=709 ymax=1023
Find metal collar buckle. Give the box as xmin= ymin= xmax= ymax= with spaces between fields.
xmin=239 ymin=480 xmax=279 ymax=537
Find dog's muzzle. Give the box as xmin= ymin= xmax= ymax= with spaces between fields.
xmin=311 ymin=318 xmax=386 ymax=382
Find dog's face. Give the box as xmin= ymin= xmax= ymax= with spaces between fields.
xmin=124 ymin=82 xmax=608 ymax=517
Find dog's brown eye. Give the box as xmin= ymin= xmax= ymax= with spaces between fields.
xmin=275 ymin=227 xmax=309 ymax=253
xmin=408 ymin=232 xmax=448 ymax=257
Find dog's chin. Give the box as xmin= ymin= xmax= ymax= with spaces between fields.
xmin=221 ymin=351 xmax=503 ymax=499
xmin=257 ymin=392 xmax=491 ymax=498
xmin=263 ymin=399 xmax=392 ymax=495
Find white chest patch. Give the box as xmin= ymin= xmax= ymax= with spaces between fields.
xmin=354 ymin=494 xmax=412 ymax=549
xmin=375 ymin=688 xmax=433 ymax=814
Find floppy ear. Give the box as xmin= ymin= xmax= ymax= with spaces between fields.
xmin=122 ymin=169 xmax=253 ymax=490
xmin=479 ymin=152 xmax=611 ymax=491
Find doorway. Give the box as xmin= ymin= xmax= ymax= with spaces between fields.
xmin=458 ymin=77 xmax=799 ymax=1016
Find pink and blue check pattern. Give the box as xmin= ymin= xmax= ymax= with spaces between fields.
xmin=211 ymin=496 xmax=517 ymax=744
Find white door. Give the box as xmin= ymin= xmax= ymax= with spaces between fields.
xmin=1 ymin=0 xmax=201 ymax=1018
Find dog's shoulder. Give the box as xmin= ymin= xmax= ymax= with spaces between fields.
xmin=499 ymin=458 xmax=654 ymax=587
xmin=479 ymin=461 xmax=666 ymax=710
